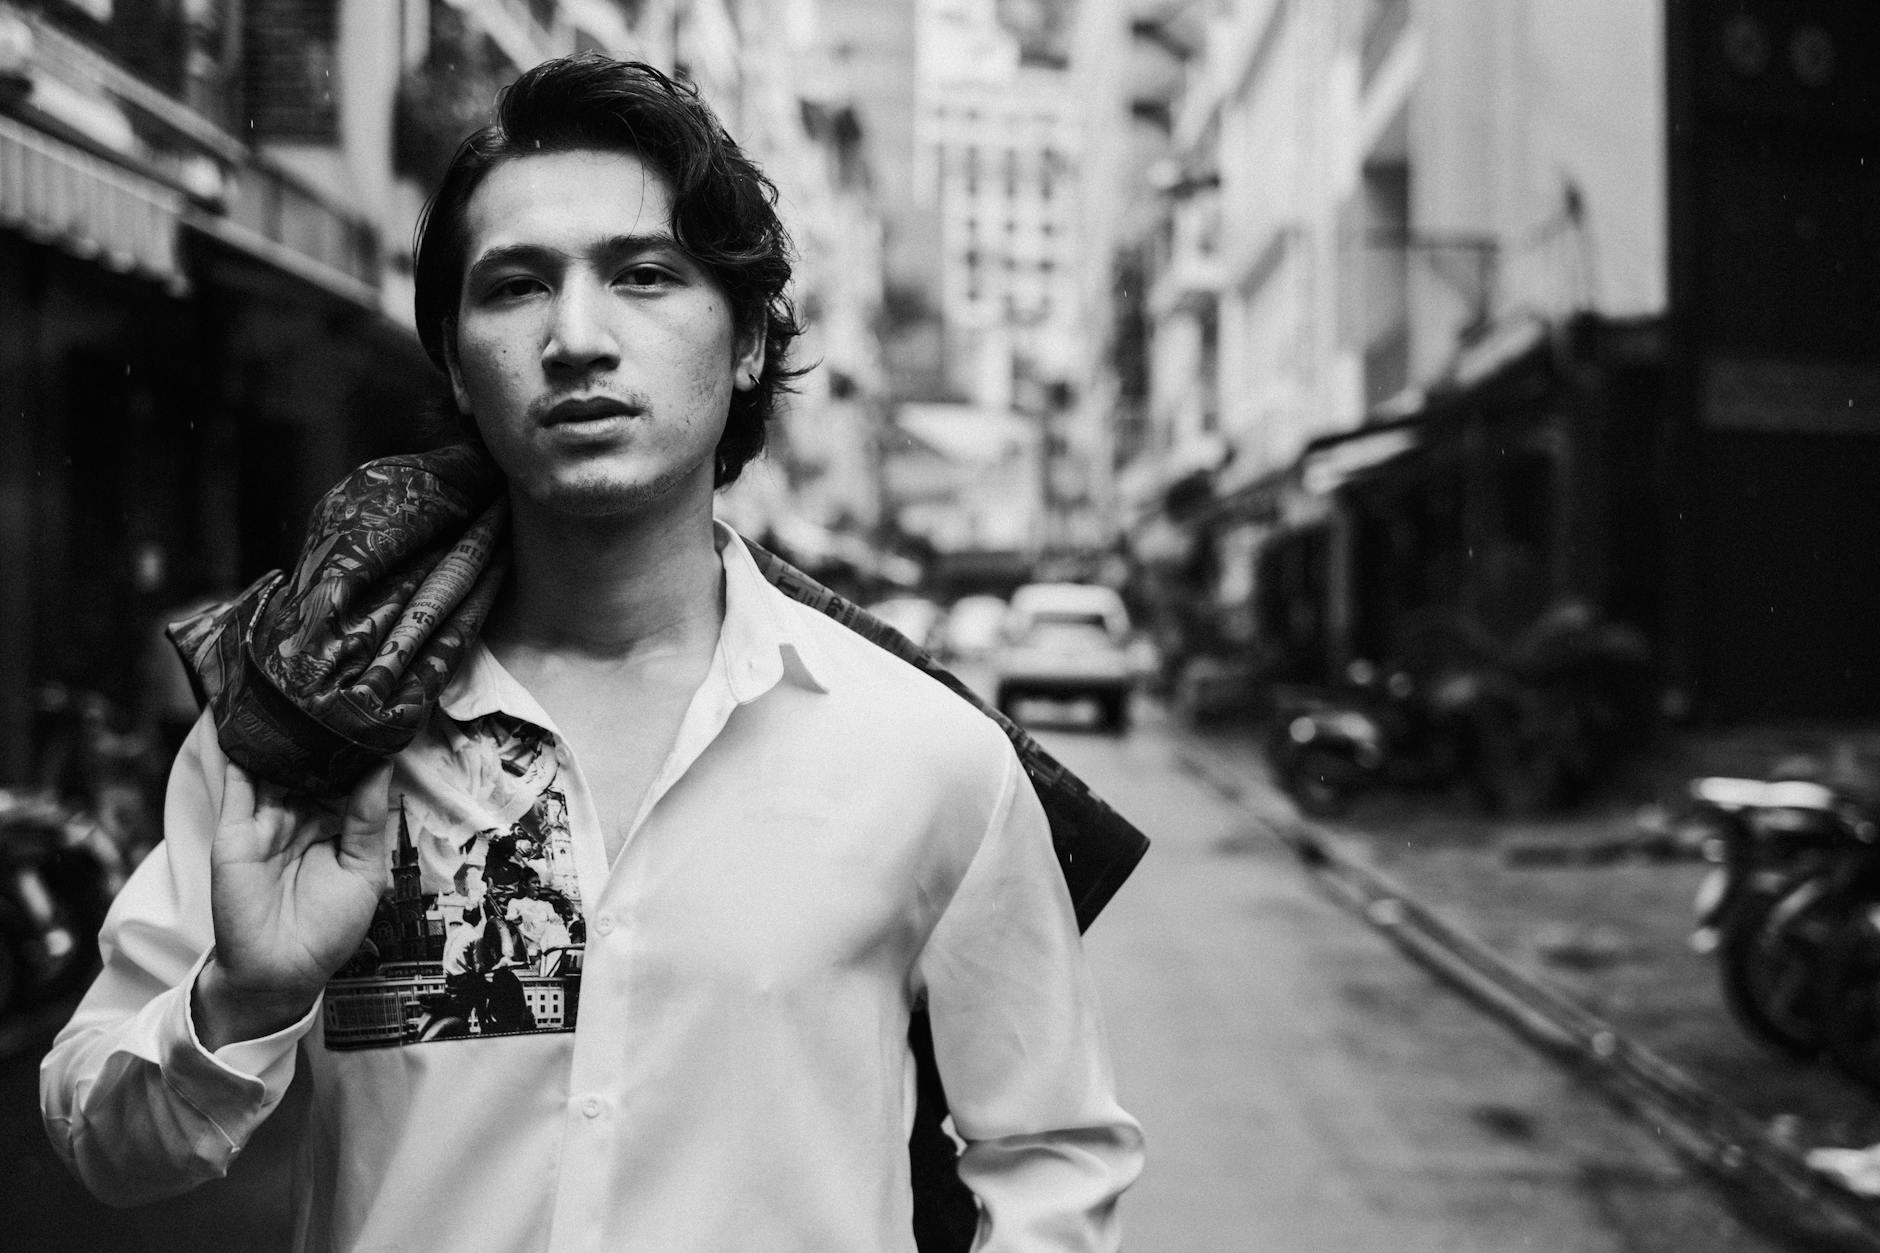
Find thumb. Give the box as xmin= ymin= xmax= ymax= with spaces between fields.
xmin=220 ymin=758 xmax=260 ymax=827
xmin=335 ymin=761 xmax=397 ymax=876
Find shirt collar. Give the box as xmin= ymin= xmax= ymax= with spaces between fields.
xmin=437 ymin=520 xmax=831 ymax=725
xmin=713 ymin=519 xmax=833 ymax=702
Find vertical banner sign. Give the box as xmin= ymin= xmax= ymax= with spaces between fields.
xmin=1665 ymin=0 xmax=1880 ymax=717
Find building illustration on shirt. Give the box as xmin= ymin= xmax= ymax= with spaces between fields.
xmin=322 ymin=745 xmax=588 ymax=1050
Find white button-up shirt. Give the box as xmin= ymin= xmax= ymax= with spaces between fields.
xmin=41 ymin=524 xmax=1144 ymax=1252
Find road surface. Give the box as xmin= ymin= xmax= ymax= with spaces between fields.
xmin=1030 ymin=695 xmax=1793 ymax=1252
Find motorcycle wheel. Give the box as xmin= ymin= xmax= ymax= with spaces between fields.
xmin=1715 ymin=878 xmax=1841 ymax=1059
xmin=1816 ymin=902 xmax=1880 ymax=1090
xmin=1284 ymin=747 xmax=1362 ymax=818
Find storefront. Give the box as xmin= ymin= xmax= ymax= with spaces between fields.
xmin=1259 ymin=314 xmax=1668 ymax=688
xmin=0 ymin=109 xmax=437 ymax=786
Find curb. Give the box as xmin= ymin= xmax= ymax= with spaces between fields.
xmin=1174 ymin=737 xmax=1880 ymax=1253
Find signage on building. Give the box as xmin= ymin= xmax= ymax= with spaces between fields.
xmin=1701 ymin=356 xmax=1880 ymax=434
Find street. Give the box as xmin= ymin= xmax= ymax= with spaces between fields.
xmin=0 ymin=695 xmax=1800 ymax=1252
xmin=1030 ymin=697 xmax=1793 ymax=1252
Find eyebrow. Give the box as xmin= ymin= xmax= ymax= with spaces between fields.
xmin=465 ymin=233 xmax=687 ymax=284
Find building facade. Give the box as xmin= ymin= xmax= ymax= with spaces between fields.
xmin=1126 ymin=0 xmax=1671 ymax=698
xmin=906 ymin=0 xmax=1088 ymax=554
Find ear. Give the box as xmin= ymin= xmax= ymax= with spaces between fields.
xmin=442 ymin=321 xmax=472 ymax=415
xmin=732 ymin=321 xmax=766 ymax=393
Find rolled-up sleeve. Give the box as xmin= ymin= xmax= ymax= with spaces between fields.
xmin=39 ymin=716 xmax=313 ymax=1206
xmin=913 ymin=752 xmax=1146 ymax=1251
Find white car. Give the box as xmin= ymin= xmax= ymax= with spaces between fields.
xmin=934 ymin=595 xmax=1009 ymax=662
xmin=864 ymin=596 xmax=945 ymax=651
xmin=991 ymin=584 xmax=1136 ymax=731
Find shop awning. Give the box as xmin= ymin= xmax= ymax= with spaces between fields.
xmin=0 ymin=112 xmax=185 ymax=288
xmin=1299 ymin=423 xmax=1421 ymax=496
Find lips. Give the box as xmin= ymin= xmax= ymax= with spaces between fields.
xmin=540 ymin=396 xmax=638 ymax=426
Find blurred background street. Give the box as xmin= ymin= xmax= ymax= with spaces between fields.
xmin=4 ymin=0 xmax=1880 ymax=1249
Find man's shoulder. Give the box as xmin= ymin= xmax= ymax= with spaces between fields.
xmin=777 ymin=594 xmax=1013 ymax=767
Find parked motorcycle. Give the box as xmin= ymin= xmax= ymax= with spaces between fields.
xmin=1507 ymin=612 xmax=1651 ymax=804
xmin=1266 ymin=659 xmax=1556 ymax=818
xmin=1267 ymin=603 xmax=1651 ymax=820
xmin=1684 ymin=775 xmax=1878 ymax=1064
xmin=0 ymin=789 xmax=128 ymax=1022
xmin=32 ymin=683 xmax=163 ymax=866
xmin=1814 ymin=863 xmax=1880 ymax=1090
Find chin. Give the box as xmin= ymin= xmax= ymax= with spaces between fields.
xmin=526 ymin=462 xmax=705 ymax=520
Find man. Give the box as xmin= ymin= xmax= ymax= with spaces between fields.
xmin=41 ymin=55 xmax=1142 ymax=1250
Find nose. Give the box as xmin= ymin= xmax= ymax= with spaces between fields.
xmin=541 ymin=275 xmax=620 ymax=374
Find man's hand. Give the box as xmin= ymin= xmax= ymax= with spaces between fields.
xmin=193 ymin=760 xmax=396 ymax=1050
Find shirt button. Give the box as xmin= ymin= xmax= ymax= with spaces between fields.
xmin=595 ymin=914 xmax=615 ymax=936
xmin=581 ymin=1097 xmax=603 ymax=1119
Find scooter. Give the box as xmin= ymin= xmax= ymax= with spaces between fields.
xmin=1811 ymin=847 xmax=1880 ymax=1090
xmin=1266 ymin=660 xmax=1552 ymax=817
xmin=1684 ymin=775 xmax=1875 ymax=1060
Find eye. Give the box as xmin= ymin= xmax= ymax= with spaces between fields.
xmin=617 ymin=263 xmax=677 ymax=289
xmin=483 ymin=275 xmax=545 ymax=302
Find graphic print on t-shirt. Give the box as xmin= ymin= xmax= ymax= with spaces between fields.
xmin=321 ymin=716 xmax=588 ymax=1050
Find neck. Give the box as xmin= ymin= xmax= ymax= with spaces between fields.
xmin=486 ymin=485 xmax=724 ymax=662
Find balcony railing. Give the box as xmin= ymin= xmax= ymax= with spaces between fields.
xmin=219 ymin=157 xmax=379 ymax=292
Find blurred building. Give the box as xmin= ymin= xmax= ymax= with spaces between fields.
xmin=803 ymin=0 xmax=942 ymax=406
xmin=1122 ymin=0 xmax=1676 ymax=700
xmin=1118 ymin=0 xmax=1880 ymax=721
xmin=904 ymin=0 xmax=1087 ymax=556
xmin=1655 ymin=0 xmax=1880 ymax=718
xmin=714 ymin=0 xmax=896 ymax=577
xmin=1065 ymin=0 xmax=1201 ymax=553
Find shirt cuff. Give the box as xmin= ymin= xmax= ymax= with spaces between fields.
xmin=178 ymin=950 xmax=315 ymax=1106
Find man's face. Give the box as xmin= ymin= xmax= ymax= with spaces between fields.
xmin=446 ymin=149 xmax=764 ymax=518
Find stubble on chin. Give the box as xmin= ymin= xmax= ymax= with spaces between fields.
xmin=518 ymin=456 xmax=710 ymax=523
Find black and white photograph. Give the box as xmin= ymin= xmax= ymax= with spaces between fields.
xmin=3 ymin=1 xmax=1880 ymax=1250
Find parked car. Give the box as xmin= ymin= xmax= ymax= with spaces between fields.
xmin=992 ymin=584 xmax=1136 ymax=732
xmin=865 ymin=596 xmax=946 ymax=651
xmin=933 ymin=595 xmax=1009 ymax=662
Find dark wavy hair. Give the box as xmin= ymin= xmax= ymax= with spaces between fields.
xmin=412 ymin=55 xmax=805 ymax=486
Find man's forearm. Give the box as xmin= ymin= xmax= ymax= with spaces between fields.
xmin=42 ymin=965 xmax=302 ymax=1207
xmin=41 ymin=718 xmax=310 ymax=1205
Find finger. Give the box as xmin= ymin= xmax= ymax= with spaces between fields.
xmin=221 ymin=758 xmax=259 ymax=824
xmin=335 ymin=762 xmax=397 ymax=875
